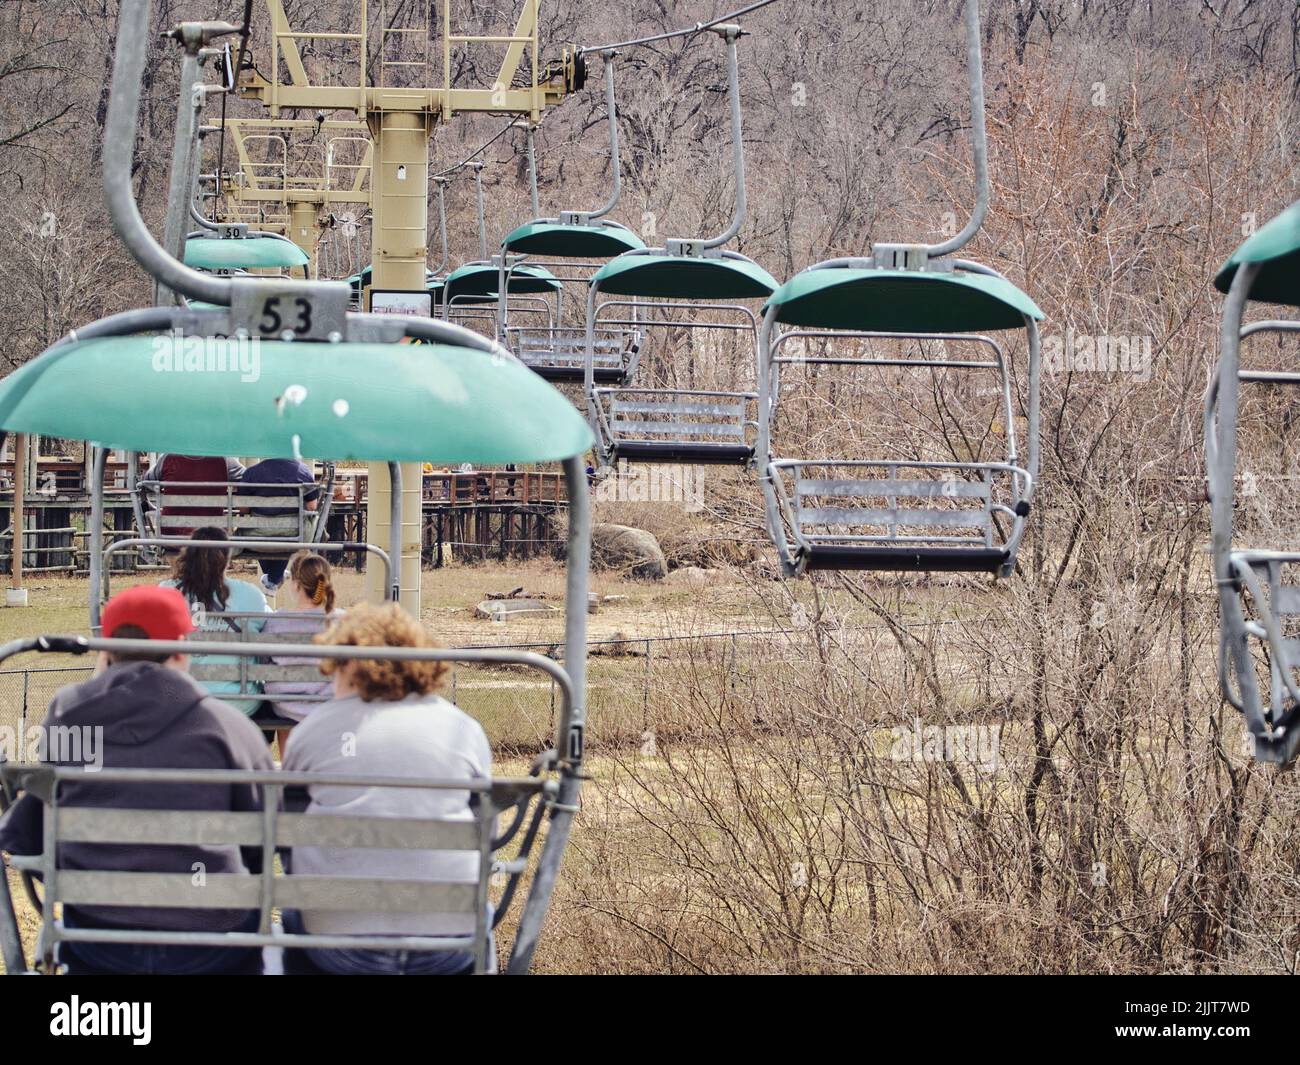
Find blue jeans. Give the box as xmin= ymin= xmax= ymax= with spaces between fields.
xmin=281 ymin=909 xmax=481 ymax=975
xmin=60 ymin=910 xmax=263 ymax=975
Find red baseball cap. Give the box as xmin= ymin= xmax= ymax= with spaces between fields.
xmin=101 ymin=585 xmax=196 ymax=642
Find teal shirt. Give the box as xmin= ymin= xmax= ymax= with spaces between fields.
xmin=161 ymin=578 xmax=271 ymax=716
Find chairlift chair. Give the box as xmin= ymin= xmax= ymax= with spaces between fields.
xmin=1206 ymin=198 xmax=1300 ymax=764
xmin=0 ymin=634 xmax=578 ymax=975
xmin=497 ymin=61 xmax=649 ymax=383
xmin=583 ymin=26 xmax=778 ymax=467
xmin=757 ymin=0 xmax=1042 ymax=577
xmin=184 ymin=229 xmax=311 ymax=277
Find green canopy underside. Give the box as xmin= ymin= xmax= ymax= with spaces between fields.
xmin=0 ymin=337 xmax=593 ymax=464
xmin=443 ymin=264 xmax=562 ymax=298
xmin=766 ymin=268 xmax=1044 ymax=331
xmin=502 ymin=221 xmax=646 ymax=258
xmin=1215 ymin=199 xmax=1300 ymax=306
xmin=591 ymin=255 xmax=779 ymax=299
xmin=183 ymin=237 xmax=309 ymax=271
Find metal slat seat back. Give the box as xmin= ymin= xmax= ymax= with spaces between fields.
xmin=186 ymin=613 xmax=330 ymax=725
xmin=1225 ymin=552 xmax=1300 ymax=754
xmin=0 ymin=632 xmax=582 ymax=974
xmin=593 ymin=387 xmax=757 ymax=465
xmin=769 ymin=460 xmax=1029 ymax=574
xmin=2 ymin=763 xmax=550 ymax=975
xmin=1261 ymin=560 xmax=1300 ymax=710
xmin=140 ymin=480 xmax=315 ymax=549
xmin=511 ymin=326 xmax=639 ymax=383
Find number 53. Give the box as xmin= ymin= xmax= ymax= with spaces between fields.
xmin=259 ymin=296 xmax=313 ymax=336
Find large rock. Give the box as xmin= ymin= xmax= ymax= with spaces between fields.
xmin=590 ymin=523 xmax=667 ymax=580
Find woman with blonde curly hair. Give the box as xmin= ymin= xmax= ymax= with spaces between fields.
xmin=281 ymin=603 xmax=491 ymax=975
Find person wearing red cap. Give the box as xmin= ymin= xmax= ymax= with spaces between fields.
xmin=101 ymin=581 xmax=196 ymax=638
xmin=0 ymin=584 xmax=274 ymax=975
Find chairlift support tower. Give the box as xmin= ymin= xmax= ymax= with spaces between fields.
xmin=213 ymin=116 xmax=374 ymax=270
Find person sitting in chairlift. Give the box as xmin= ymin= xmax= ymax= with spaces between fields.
xmin=239 ymin=456 xmax=322 ymax=594
xmin=0 ymin=585 xmax=274 ymax=975
xmin=161 ymin=526 xmax=271 ymax=716
xmin=280 ymin=603 xmax=492 ymax=975
xmin=261 ymin=551 xmax=341 ymax=750
xmin=142 ymin=454 xmax=246 ymax=537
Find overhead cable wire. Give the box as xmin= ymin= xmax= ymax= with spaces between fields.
xmin=432 ymin=1 xmax=785 ymax=179
xmin=432 ymin=119 xmax=521 ymax=179
xmin=578 ymin=0 xmax=784 ymax=55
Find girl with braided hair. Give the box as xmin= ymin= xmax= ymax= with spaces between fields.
xmin=261 ymin=551 xmax=341 ymax=744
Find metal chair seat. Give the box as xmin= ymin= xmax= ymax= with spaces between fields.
xmin=612 ymin=440 xmax=755 ymax=465
xmin=801 ymin=544 xmax=1010 ymax=573
xmin=764 ymin=459 xmax=1032 ymax=578
xmin=593 ymin=388 xmax=757 ymax=467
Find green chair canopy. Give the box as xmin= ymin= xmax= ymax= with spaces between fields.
xmin=765 ymin=268 xmax=1044 ymax=331
xmin=503 ymin=221 xmax=646 ymax=259
xmin=443 ymin=263 xmax=562 ymax=301
xmin=1215 ymin=199 xmax=1300 ymax=306
xmin=183 ymin=237 xmax=309 ymax=272
xmin=0 ymin=336 xmax=593 ymax=464
xmin=591 ymin=254 xmax=778 ymax=300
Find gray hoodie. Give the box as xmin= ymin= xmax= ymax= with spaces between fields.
xmin=0 ymin=660 xmax=274 ymax=931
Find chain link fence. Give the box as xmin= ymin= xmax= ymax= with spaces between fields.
xmin=0 ymin=620 xmax=1002 ymax=755
xmin=0 ymin=631 xmax=803 ymax=755
xmin=0 ymin=667 xmax=93 ymax=738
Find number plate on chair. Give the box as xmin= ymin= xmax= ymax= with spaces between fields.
xmin=229 ymin=280 xmax=351 ymax=342
xmin=667 ymin=238 xmax=706 ymax=257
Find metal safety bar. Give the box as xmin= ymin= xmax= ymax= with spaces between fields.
xmin=96 ymin=539 xmax=394 ymax=626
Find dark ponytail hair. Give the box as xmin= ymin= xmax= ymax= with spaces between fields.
xmin=173 ymin=525 xmax=231 ymax=612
